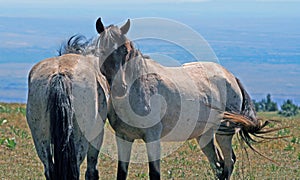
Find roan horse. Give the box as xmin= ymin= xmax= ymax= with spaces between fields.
xmin=61 ymin=18 xmax=272 ymax=180
xmin=26 ymin=36 xmax=109 ymax=180
xmin=93 ymin=18 xmax=272 ymax=180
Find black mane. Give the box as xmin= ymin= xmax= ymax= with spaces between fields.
xmin=58 ymin=35 xmax=97 ymax=56
xmin=58 ymin=33 xmax=149 ymax=60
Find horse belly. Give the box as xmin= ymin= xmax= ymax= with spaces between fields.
xmin=160 ymin=100 xmax=222 ymax=141
xmin=158 ymin=79 xmax=214 ymax=141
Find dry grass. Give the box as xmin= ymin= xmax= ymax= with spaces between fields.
xmin=0 ymin=103 xmax=299 ymax=179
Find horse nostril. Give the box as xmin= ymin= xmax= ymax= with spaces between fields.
xmin=122 ymin=83 xmax=128 ymax=91
xmin=144 ymin=105 xmax=151 ymax=114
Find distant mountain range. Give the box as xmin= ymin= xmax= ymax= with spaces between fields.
xmin=0 ymin=16 xmax=299 ymax=105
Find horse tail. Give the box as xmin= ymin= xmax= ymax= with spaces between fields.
xmin=47 ymin=73 xmax=79 ymax=180
xmin=223 ymin=78 xmax=271 ymax=147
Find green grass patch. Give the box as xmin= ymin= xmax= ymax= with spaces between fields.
xmin=0 ymin=103 xmax=299 ymax=179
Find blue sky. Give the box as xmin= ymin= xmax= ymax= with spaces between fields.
xmin=1 ymin=0 xmax=300 ymax=18
xmin=0 ymin=0 xmax=299 ymax=103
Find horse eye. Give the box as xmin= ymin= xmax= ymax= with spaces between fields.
xmin=121 ymin=45 xmax=128 ymax=53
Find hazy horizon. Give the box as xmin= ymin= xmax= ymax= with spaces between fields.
xmin=0 ymin=1 xmax=299 ymax=105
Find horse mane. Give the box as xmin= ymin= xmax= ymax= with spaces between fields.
xmin=58 ymin=31 xmax=151 ymax=84
xmin=58 ymin=34 xmax=99 ymax=56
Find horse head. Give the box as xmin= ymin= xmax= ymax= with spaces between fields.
xmin=96 ymin=17 xmax=132 ymax=98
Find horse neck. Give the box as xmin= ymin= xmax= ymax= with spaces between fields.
xmin=125 ymin=53 xmax=150 ymax=83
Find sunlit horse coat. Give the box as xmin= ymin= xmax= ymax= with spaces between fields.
xmin=55 ymin=18 xmax=271 ymax=180
xmin=26 ymin=53 xmax=108 ymax=180
xmin=94 ymin=18 xmax=270 ymax=180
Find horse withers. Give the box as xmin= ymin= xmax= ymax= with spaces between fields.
xmin=26 ymin=52 xmax=109 ymax=180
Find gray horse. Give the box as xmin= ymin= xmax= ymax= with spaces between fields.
xmin=59 ymin=18 xmax=271 ymax=180
xmin=26 ymin=36 xmax=109 ymax=179
xmin=93 ymin=18 xmax=271 ymax=180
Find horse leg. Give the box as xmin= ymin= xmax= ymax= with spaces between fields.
xmin=215 ymin=134 xmax=235 ymax=180
xmin=35 ymin=138 xmax=55 ymax=180
xmin=26 ymin=112 xmax=55 ymax=179
xmin=32 ymin=133 xmax=55 ymax=179
xmin=85 ymin=145 xmax=100 ymax=180
xmin=144 ymin=124 xmax=162 ymax=180
xmin=145 ymin=140 xmax=161 ymax=180
xmin=85 ymin=130 xmax=104 ymax=180
xmin=116 ymin=134 xmax=134 ymax=180
xmin=197 ymin=130 xmax=223 ymax=179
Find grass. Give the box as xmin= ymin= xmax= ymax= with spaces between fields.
xmin=0 ymin=103 xmax=299 ymax=179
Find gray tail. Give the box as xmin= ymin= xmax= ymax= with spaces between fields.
xmin=47 ymin=73 xmax=79 ymax=180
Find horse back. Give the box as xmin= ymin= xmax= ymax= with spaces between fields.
xmin=182 ymin=61 xmax=243 ymax=112
xmin=145 ymin=60 xmax=243 ymax=111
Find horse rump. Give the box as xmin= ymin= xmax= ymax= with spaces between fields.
xmin=222 ymin=78 xmax=286 ymax=163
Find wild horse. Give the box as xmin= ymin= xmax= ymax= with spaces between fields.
xmin=26 ymin=40 xmax=109 ymax=180
xmin=93 ymin=18 xmax=273 ymax=180
xmin=60 ymin=18 xmax=272 ymax=180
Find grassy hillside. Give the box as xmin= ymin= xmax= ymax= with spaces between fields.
xmin=0 ymin=103 xmax=299 ymax=179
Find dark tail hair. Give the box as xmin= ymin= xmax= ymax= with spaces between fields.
xmin=224 ymin=78 xmax=270 ymax=142
xmin=47 ymin=73 xmax=79 ymax=180
xmin=223 ymin=78 xmax=284 ymax=162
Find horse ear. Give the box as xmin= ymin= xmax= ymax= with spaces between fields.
xmin=96 ymin=17 xmax=105 ymax=34
xmin=120 ymin=19 xmax=130 ymax=34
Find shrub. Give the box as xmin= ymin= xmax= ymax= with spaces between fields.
xmin=253 ymin=94 xmax=278 ymax=112
xmin=278 ymin=99 xmax=299 ymax=117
